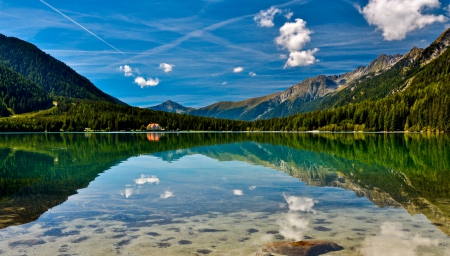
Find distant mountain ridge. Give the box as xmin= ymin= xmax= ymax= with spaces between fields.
xmin=149 ymin=100 xmax=195 ymax=114
xmin=150 ymin=28 xmax=450 ymax=121
xmin=149 ymin=53 xmax=405 ymax=120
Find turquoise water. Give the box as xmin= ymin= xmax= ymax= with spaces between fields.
xmin=0 ymin=133 xmax=449 ymax=255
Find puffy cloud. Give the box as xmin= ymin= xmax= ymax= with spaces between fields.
xmin=119 ymin=65 xmax=133 ymax=77
xmin=275 ymin=18 xmax=313 ymax=52
xmin=285 ymin=11 xmax=294 ymax=20
xmin=275 ymin=19 xmax=318 ymax=67
xmin=285 ymin=48 xmax=319 ymax=68
xmin=249 ymin=72 xmax=257 ymax=77
xmin=159 ymin=63 xmax=174 ymax=73
xmin=233 ymin=189 xmax=243 ymax=195
xmin=134 ymin=77 xmax=160 ymax=88
xmin=254 ymin=6 xmax=282 ymax=27
xmin=254 ymin=6 xmax=294 ymax=27
xmin=360 ymin=0 xmax=447 ymax=41
xmin=233 ymin=67 xmax=244 ymax=73
xmin=160 ymin=190 xmax=174 ymax=199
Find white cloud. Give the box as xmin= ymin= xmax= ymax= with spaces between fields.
xmin=275 ymin=19 xmax=318 ymax=67
xmin=160 ymin=190 xmax=174 ymax=199
xmin=249 ymin=72 xmax=257 ymax=77
xmin=159 ymin=63 xmax=174 ymax=73
xmin=254 ymin=6 xmax=282 ymax=27
xmin=275 ymin=18 xmax=312 ymax=52
xmin=254 ymin=6 xmax=294 ymax=27
xmin=222 ymin=81 xmax=227 ymax=85
xmin=233 ymin=67 xmax=244 ymax=73
xmin=446 ymin=4 xmax=450 ymax=16
xmin=279 ymin=54 xmax=288 ymax=59
xmin=119 ymin=65 xmax=133 ymax=77
xmin=285 ymin=48 xmax=319 ymax=68
xmin=233 ymin=189 xmax=243 ymax=195
xmin=285 ymin=11 xmax=294 ymax=20
xmin=359 ymin=0 xmax=447 ymax=41
xmin=134 ymin=77 xmax=160 ymax=88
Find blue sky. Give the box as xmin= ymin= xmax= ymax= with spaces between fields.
xmin=1 ymin=0 xmax=450 ymax=108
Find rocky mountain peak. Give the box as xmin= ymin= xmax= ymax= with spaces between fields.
xmin=433 ymin=27 xmax=450 ymax=45
xmin=421 ymin=28 xmax=450 ymax=64
xmin=401 ymin=46 xmax=424 ymax=64
xmin=364 ymin=54 xmax=403 ymax=74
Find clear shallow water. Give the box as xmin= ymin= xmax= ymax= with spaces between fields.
xmin=0 ymin=133 xmax=449 ymax=255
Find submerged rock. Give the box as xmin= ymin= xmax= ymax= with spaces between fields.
xmin=262 ymin=240 xmax=343 ymax=256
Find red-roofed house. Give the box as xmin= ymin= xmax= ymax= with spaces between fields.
xmin=147 ymin=123 xmax=161 ymax=131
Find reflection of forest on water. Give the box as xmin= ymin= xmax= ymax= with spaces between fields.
xmin=0 ymin=132 xmax=449 ymax=235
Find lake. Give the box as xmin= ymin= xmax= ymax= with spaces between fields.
xmin=0 ymin=132 xmax=449 ymax=255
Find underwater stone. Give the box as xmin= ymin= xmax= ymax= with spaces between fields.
xmin=262 ymin=240 xmax=343 ymax=256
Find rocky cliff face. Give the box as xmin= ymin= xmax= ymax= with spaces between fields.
xmin=363 ymin=54 xmax=403 ymax=75
xmin=421 ymin=28 xmax=450 ymax=64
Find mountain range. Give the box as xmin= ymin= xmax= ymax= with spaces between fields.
xmin=1 ymin=28 xmax=450 ymax=132
xmin=150 ymin=28 xmax=450 ymax=121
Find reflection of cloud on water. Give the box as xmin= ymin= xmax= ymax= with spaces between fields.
xmin=277 ymin=212 xmax=309 ymax=240
xmin=120 ymin=188 xmax=133 ymax=198
xmin=160 ymin=190 xmax=174 ymax=199
xmin=277 ymin=194 xmax=317 ymax=240
xmin=135 ymin=175 xmax=160 ymax=185
xmin=249 ymin=186 xmax=257 ymax=190
xmin=233 ymin=190 xmax=243 ymax=196
xmin=360 ymin=222 xmax=439 ymax=256
xmin=283 ymin=194 xmax=317 ymax=213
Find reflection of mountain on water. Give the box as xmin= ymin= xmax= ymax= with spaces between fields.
xmin=1 ymin=132 xmax=449 ymax=236
xmin=153 ymin=137 xmax=450 ymax=236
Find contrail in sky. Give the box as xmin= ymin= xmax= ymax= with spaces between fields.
xmin=39 ymin=0 xmax=125 ymax=55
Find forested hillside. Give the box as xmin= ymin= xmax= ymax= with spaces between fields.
xmin=0 ymin=64 xmax=52 ymax=116
xmin=0 ymin=34 xmax=124 ymax=104
xmin=276 ymin=44 xmax=450 ymax=132
xmin=0 ymin=99 xmax=252 ymax=132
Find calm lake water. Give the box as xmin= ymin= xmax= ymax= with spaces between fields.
xmin=0 ymin=132 xmax=449 ymax=255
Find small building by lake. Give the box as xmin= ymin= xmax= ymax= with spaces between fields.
xmin=147 ymin=123 xmax=161 ymax=131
